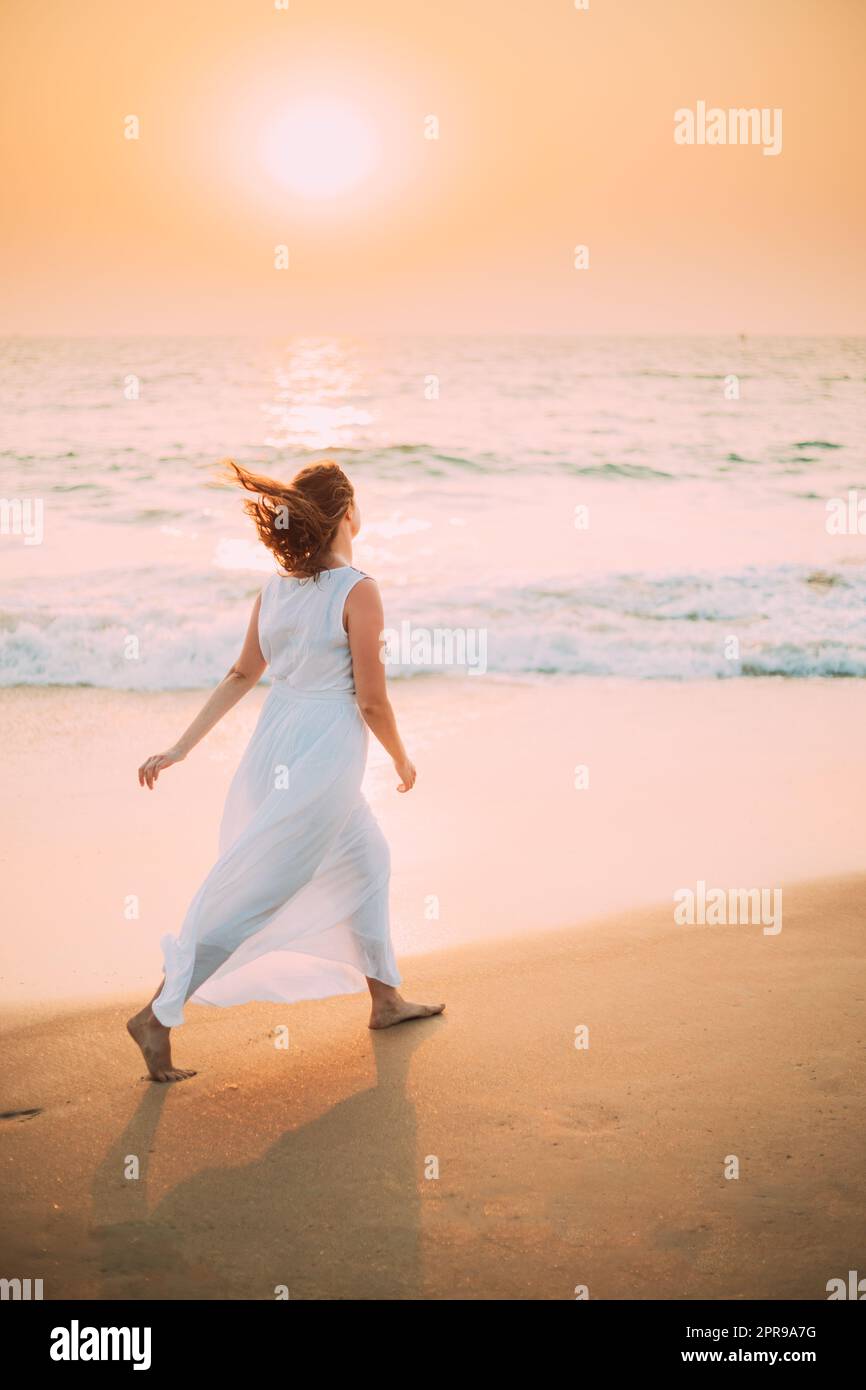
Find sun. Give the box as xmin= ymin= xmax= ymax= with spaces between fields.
xmin=260 ymin=99 xmax=379 ymax=198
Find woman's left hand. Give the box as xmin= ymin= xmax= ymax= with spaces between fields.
xmin=138 ymin=747 xmax=186 ymax=790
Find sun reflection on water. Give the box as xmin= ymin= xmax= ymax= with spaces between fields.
xmin=261 ymin=340 xmax=373 ymax=450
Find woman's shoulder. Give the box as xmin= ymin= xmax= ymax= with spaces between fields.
xmin=342 ymin=570 xmax=381 ymax=618
xmin=343 ymin=565 xmax=377 ymax=590
xmin=260 ymin=572 xmax=283 ymax=597
xmin=329 ymin=564 xmax=375 ymax=588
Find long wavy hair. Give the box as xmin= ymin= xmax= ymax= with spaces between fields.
xmin=224 ymin=459 xmax=354 ymax=579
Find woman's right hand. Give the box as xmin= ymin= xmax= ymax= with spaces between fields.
xmin=394 ymin=756 xmax=416 ymax=793
xmin=138 ymin=747 xmax=186 ymax=790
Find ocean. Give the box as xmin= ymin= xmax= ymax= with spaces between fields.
xmin=2 ymin=334 xmax=865 ymax=688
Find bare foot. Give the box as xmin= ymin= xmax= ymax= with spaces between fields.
xmin=368 ymin=994 xmax=445 ymax=1030
xmin=126 ymin=1006 xmax=196 ymax=1083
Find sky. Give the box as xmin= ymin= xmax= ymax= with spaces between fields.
xmin=1 ymin=0 xmax=864 ymax=335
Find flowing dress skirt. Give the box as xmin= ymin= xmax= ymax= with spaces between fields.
xmin=152 ymin=682 xmax=401 ymax=1027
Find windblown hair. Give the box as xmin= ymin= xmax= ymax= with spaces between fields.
xmin=224 ymin=459 xmax=354 ymax=579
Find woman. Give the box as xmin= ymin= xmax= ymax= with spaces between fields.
xmin=128 ymin=459 xmax=444 ymax=1083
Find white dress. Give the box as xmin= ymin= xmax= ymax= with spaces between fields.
xmin=152 ymin=565 xmax=401 ymax=1027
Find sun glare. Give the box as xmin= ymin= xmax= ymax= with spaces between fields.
xmin=260 ymin=100 xmax=379 ymax=198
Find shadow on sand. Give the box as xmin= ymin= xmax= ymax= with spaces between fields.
xmin=91 ymin=1022 xmax=434 ymax=1299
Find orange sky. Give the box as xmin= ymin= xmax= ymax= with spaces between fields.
xmin=2 ymin=0 xmax=864 ymax=334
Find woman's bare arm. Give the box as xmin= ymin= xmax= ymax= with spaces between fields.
xmin=345 ymin=578 xmax=416 ymax=793
xmin=138 ymin=593 xmax=267 ymax=790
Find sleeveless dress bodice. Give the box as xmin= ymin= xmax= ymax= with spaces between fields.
xmin=258 ymin=566 xmax=368 ymax=695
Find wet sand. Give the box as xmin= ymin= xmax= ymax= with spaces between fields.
xmin=2 ymin=875 xmax=864 ymax=1299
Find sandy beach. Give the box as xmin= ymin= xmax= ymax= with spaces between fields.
xmin=2 ymin=680 xmax=865 ymax=1299
xmin=2 ymin=874 xmax=865 ymax=1300
xmin=5 ymin=676 xmax=866 ymax=1009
